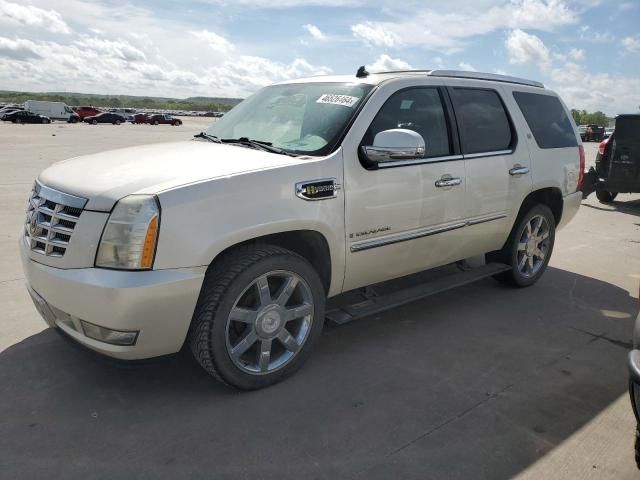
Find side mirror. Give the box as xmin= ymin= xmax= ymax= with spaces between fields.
xmin=361 ymin=129 xmax=426 ymax=165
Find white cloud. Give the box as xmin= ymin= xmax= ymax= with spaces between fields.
xmin=458 ymin=61 xmax=476 ymax=71
xmin=622 ymin=36 xmax=640 ymax=54
xmin=190 ymin=29 xmax=234 ymax=54
xmin=366 ymin=54 xmax=412 ymax=71
xmin=568 ymin=47 xmax=585 ymax=60
xmin=303 ymin=24 xmax=326 ymax=40
xmin=350 ymin=0 xmax=577 ymax=52
xmin=505 ymin=29 xmax=551 ymax=70
xmin=0 ymin=0 xmax=70 ymax=34
xmin=351 ymin=23 xmax=402 ymax=48
xmin=549 ymin=62 xmax=640 ymax=115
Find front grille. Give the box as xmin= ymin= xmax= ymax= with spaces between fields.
xmin=24 ymin=182 xmax=88 ymax=257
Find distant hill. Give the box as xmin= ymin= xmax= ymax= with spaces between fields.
xmin=0 ymin=90 xmax=243 ymax=112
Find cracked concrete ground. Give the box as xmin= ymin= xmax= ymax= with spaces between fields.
xmin=0 ymin=120 xmax=639 ymax=479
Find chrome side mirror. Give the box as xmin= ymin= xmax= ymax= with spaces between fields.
xmin=361 ymin=129 xmax=426 ymax=165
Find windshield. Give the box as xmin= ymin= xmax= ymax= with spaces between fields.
xmin=206 ymin=82 xmax=373 ymax=155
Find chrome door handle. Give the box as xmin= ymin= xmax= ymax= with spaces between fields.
xmin=435 ymin=177 xmax=462 ymax=188
xmin=509 ymin=165 xmax=530 ymax=176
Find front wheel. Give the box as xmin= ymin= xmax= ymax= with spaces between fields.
xmin=91 ymin=119 xmax=97 ymax=125
xmin=596 ymin=189 xmax=617 ymax=203
xmin=115 ymin=120 xmax=121 ymax=125
xmin=189 ymin=245 xmax=325 ymax=389
xmin=494 ymin=205 xmax=556 ymax=287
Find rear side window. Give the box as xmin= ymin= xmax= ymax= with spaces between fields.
xmin=513 ymin=91 xmax=577 ymax=149
xmin=450 ymin=88 xmax=513 ymax=154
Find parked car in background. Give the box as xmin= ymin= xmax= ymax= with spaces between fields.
xmin=0 ymin=106 xmax=23 ymax=119
xmin=24 ymin=100 xmax=79 ymax=123
xmin=580 ymin=124 xmax=605 ymax=142
xmin=132 ymin=113 xmax=150 ymax=124
xmin=627 ymin=283 xmax=640 ymax=468
xmin=581 ymin=114 xmax=640 ymax=202
xmin=83 ymin=112 xmax=125 ymax=125
xmin=2 ymin=110 xmax=51 ymax=124
xmin=109 ymin=108 xmax=136 ymax=123
xmin=73 ymin=106 xmax=102 ymax=120
xmin=21 ymin=69 xmax=583 ymax=389
xmin=604 ymin=127 xmax=614 ymax=139
xmin=148 ymin=113 xmax=182 ymax=126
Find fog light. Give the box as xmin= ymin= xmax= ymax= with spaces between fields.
xmin=80 ymin=320 xmax=138 ymax=346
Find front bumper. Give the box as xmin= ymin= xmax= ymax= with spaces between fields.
xmin=20 ymin=241 xmax=206 ymax=359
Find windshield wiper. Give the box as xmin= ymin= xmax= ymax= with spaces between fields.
xmin=221 ymin=137 xmax=298 ymax=157
xmin=193 ymin=132 xmax=222 ymax=143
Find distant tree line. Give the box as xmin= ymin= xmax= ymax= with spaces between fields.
xmin=571 ymin=109 xmax=610 ymax=126
xmin=0 ymin=91 xmax=242 ymax=112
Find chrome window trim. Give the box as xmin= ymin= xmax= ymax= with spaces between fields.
xmin=35 ymin=181 xmax=88 ymax=209
xmin=350 ymin=213 xmax=507 ymax=252
xmin=377 ymin=154 xmax=464 ymax=168
xmin=463 ymin=150 xmax=513 ymax=159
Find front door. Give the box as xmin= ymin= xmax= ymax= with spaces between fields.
xmin=342 ymin=83 xmax=469 ymax=292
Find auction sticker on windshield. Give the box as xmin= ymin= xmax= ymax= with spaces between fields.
xmin=316 ymin=94 xmax=360 ymax=107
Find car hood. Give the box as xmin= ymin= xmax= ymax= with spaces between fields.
xmin=38 ymin=141 xmax=306 ymax=211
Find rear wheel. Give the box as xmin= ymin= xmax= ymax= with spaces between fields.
xmin=595 ymin=189 xmax=617 ymax=203
xmin=189 ymin=245 xmax=325 ymax=389
xmin=14 ymin=118 xmax=21 ymax=124
xmin=115 ymin=120 xmax=121 ymax=125
xmin=91 ymin=119 xmax=97 ymax=125
xmin=494 ymin=205 xmax=556 ymax=288
xmin=153 ymin=120 xmax=159 ymax=125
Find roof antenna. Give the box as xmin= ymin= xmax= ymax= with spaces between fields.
xmin=356 ymin=65 xmax=369 ymax=78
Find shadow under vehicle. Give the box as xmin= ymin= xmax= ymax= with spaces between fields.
xmin=581 ymin=114 xmax=640 ymax=203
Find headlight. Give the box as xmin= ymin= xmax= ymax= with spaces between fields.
xmin=95 ymin=195 xmax=160 ymax=270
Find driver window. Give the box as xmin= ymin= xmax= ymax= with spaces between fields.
xmin=363 ymin=88 xmax=452 ymax=158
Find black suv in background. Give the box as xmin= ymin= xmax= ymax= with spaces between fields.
xmin=581 ymin=114 xmax=640 ymax=202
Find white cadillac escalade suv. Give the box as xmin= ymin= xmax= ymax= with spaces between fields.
xmin=21 ymin=69 xmax=584 ymax=389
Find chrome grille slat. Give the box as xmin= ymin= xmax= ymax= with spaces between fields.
xmin=24 ymin=182 xmax=87 ymax=258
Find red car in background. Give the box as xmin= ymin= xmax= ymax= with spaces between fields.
xmin=73 ymin=106 xmax=102 ymax=120
xmin=132 ymin=113 xmax=150 ymax=124
xmin=148 ymin=113 xmax=182 ymax=126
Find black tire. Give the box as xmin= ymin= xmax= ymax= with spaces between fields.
xmin=115 ymin=120 xmax=121 ymax=125
xmin=92 ymin=119 xmax=98 ymax=125
xmin=14 ymin=118 xmax=21 ymax=124
xmin=153 ymin=120 xmax=159 ymax=125
xmin=189 ymin=245 xmax=325 ymax=389
xmin=493 ymin=204 xmax=556 ymax=288
xmin=595 ymin=189 xmax=617 ymax=203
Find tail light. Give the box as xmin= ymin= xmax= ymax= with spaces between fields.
xmin=577 ymin=145 xmax=586 ymax=191
xmin=598 ymin=137 xmax=609 ymax=156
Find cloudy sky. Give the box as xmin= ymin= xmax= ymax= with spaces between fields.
xmin=0 ymin=0 xmax=638 ymax=114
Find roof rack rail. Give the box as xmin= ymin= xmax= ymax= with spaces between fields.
xmin=428 ymin=70 xmax=544 ymax=88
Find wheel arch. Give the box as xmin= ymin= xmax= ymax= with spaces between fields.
xmin=516 ymin=187 xmax=563 ymax=226
xmin=206 ymin=230 xmax=333 ymax=296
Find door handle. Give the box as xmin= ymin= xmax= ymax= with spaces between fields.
xmin=509 ymin=165 xmax=530 ymax=176
xmin=435 ymin=177 xmax=462 ymax=188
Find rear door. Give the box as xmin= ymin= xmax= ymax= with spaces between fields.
xmin=447 ymin=83 xmax=532 ymax=254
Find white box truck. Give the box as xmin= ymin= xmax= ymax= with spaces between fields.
xmin=24 ymin=100 xmax=79 ymax=123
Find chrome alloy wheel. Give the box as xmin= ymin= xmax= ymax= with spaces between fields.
xmin=516 ymin=214 xmax=550 ymax=278
xmin=225 ymin=270 xmax=314 ymax=375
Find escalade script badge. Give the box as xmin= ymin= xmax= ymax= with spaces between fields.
xmin=295 ymin=179 xmax=341 ymax=201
